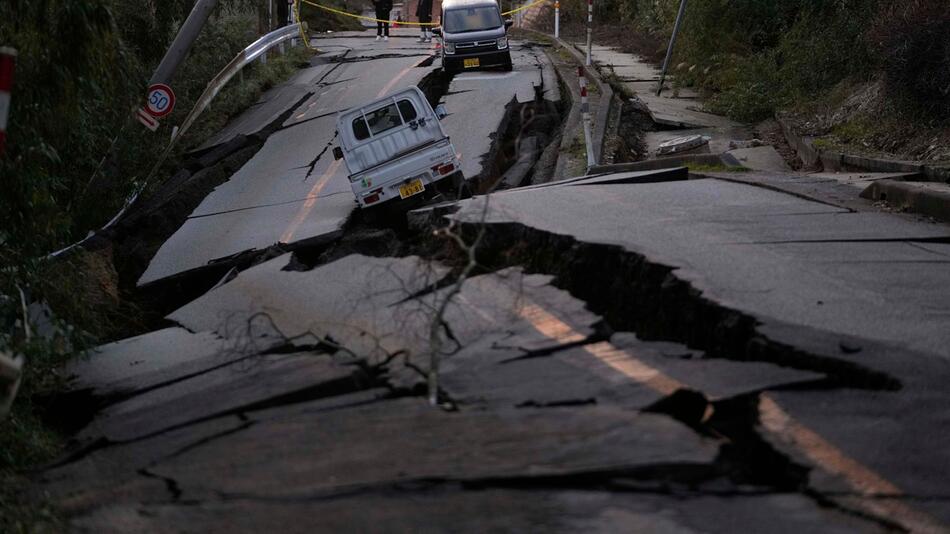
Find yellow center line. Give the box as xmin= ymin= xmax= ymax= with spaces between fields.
xmin=516 ymin=303 xmax=687 ymax=396
xmin=758 ymin=395 xmax=945 ymax=533
xmin=280 ymin=159 xmax=342 ymax=243
xmin=377 ymin=56 xmax=431 ymax=98
xmin=514 ymin=299 xmax=946 ymax=533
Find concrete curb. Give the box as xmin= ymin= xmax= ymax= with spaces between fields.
xmin=524 ymin=29 xmax=616 ymax=168
xmin=860 ymin=179 xmax=950 ymax=222
xmin=560 ymin=45 xmax=615 ymax=164
xmin=540 ymin=44 xmax=582 ymax=180
xmin=777 ymin=116 xmax=950 ymax=182
xmin=589 ymin=153 xmax=740 ymax=175
xmin=775 ymin=115 xmax=950 ymax=221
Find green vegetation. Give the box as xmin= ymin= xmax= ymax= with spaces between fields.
xmin=685 ymin=163 xmax=751 ymax=173
xmin=582 ymin=0 xmax=950 ymax=125
xmin=0 ymin=1 xmax=330 ymax=528
xmin=298 ymin=2 xmax=365 ymax=32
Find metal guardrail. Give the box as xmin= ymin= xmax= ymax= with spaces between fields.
xmin=173 ymin=23 xmax=307 ymax=144
xmin=46 ymin=23 xmax=308 ymax=261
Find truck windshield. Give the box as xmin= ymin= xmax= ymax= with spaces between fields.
xmin=352 ymin=100 xmax=418 ymax=141
xmin=444 ymin=6 xmax=502 ymax=33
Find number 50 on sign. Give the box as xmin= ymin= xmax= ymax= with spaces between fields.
xmin=145 ymin=83 xmax=176 ymax=118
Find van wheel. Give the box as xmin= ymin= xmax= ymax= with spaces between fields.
xmin=503 ymin=52 xmax=513 ymax=71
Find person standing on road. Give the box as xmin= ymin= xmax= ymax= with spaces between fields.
xmin=416 ymin=0 xmax=433 ymax=42
xmin=374 ymin=0 xmax=393 ymax=41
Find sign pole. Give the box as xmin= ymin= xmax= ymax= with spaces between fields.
xmin=0 ymin=47 xmax=16 ymax=157
xmin=585 ymin=0 xmax=592 ymax=66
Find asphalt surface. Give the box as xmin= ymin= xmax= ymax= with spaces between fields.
xmin=47 ymin=29 xmax=950 ymax=534
xmin=139 ymin=30 xmax=557 ymax=286
xmin=442 ymin=44 xmax=558 ymax=179
xmin=439 ymin=172 xmax=950 ymax=531
xmin=49 ymin=254 xmax=882 ymax=533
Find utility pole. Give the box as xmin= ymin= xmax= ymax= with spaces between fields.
xmin=656 ymin=0 xmax=688 ymax=96
xmin=149 ymin=0 xmax=220 ymax=86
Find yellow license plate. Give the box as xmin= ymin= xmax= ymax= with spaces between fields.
xmin=398 ymin=178 xmax=425 ymax=199
xmin=463 ymin=58 xmax=480 ymax=68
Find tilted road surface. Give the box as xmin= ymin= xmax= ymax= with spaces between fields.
xmin=139 ymin=31 xmax=556 ymax=285
xmin=45 ymin=30 xmax=950 ymax=533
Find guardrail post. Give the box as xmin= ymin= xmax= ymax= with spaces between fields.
xmin=0 ymin=47 xmax=15 ymax=157
xmin=585 ymin=0 xmax=592 ymax=66
xmin=579 ymin=66 xmax=595 ymax=168
xmin=1 ymin=350 xmax=23 ymax=421
xmin=554 ymin=1 xmax=560 ymax=39
xmin=289 ymin=0 xmax=298 ymax=47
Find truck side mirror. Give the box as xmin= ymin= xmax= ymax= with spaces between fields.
xmin=435 ymin=104 xmax=448 ymax=120
xmin=333 ymin=146 xmax=344 ymax=160
xmin=504 ymin=19 xmax=513 ymax=29
xmin=432 ymin=27 xmax=442 ymax=37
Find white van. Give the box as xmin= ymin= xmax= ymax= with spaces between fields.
xmin=333 ymin=86 xmax=462 ymax=209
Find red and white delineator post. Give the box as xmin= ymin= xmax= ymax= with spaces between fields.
xmin=578 ymin=66 xmax=595 ymax=168
xmin=0 ymin=47 xmax=16 ymax=157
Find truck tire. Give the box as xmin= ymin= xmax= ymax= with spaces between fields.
xmin=452 ymin=172 xmax=474 ymax=199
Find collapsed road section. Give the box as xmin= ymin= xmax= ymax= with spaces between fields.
xmin=48 ymin=166 xmax=950 ymax=532
xmin=131 ymin=32 xmax=563 ymax=295
xmin=37 ymin=27 xmax=950 ymax=534
xmin=50 ymin=249 xmax=878 ymax=532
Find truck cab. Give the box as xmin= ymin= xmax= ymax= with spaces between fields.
xmin=334 ymin=86 xmax=462 ymax=209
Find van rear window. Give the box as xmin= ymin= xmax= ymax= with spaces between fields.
xmin=352 ymin=99 xmax=419 ymax=141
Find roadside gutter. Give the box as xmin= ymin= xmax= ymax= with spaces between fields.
xmin=522 ymin=29 xmax=617 ymax=176
xmin=777 ymin=116 xmax=950 ymax=221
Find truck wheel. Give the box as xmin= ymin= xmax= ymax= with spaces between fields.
xmin=434 ymin=172 xmax=471 ymax=200
xmin=453 ymin=172 xmax=474 ymax=199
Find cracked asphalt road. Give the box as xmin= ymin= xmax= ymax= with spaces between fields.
xmin=138 ymin=31 xmax=555 ymax=286
xmin=48 ymin=29 xmax=950 ymax=534
xmin=51 ymin=256 xmax=887 ymax=533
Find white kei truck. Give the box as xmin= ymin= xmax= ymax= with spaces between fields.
xmin=333 ymin=86 xmax=463 ymax=210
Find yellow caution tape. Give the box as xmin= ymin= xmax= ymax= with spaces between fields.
xmin=294 ymin=0 xmax=317 ymax=50
xmin=503 ymin=0 xmax=549 ymax=16
xmin=297 ymin=0 xmax=550 ymax=28
xmin=301 ymin=0 xmax=440 ymax=26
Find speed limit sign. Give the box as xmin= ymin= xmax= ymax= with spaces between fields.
xmin=145 ymin=83 xmax=176 ymax=117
